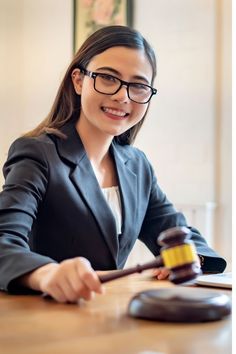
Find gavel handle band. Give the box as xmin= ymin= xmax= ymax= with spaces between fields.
xmin=162 ymin=243 xmax=198 ymax=268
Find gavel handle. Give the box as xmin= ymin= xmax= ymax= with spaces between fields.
xmin=99 ymin=257 xmax=163 ymax=283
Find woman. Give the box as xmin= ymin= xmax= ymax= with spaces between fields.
xmin=0 ymin=26 xmax=226 ymax=303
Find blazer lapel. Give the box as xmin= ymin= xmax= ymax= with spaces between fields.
xmin=55 ymin=120 xmax=118 ymax=264
xmin=111 ymin=143 xmax=138 ymax=243
xmin=70 ymin=161 xmax=119 ymax=262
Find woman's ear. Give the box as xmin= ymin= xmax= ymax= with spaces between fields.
xmin=71 ymin=69 xmax=84 ymax=95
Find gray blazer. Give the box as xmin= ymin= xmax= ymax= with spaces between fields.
xmin=0 ymin=119 xmax=226 ymax=292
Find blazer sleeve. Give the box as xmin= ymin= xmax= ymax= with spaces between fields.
xmin=138 ymin=159 xmax=227 ymax=273
xmin=0 ymin=137 xmax=56 ymax=292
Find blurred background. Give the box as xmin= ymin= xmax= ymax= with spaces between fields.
xmin=0 ymin=0 xmax=232 ymax=268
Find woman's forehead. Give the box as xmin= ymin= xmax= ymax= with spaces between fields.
xmin=87 ymin=46 xmax=153 ymax=80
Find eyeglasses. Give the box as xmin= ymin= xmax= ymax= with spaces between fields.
xmin=79 ymin=67 xmax=157 ymax=104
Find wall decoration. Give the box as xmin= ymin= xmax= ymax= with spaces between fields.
xmin=74 ymin=0 xmax=133 ymax=52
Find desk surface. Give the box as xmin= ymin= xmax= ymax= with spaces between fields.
xmin=0 ymin=274 xmax=232 ymax=354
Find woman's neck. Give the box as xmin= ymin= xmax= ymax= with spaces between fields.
xmin=75 ymin=117 xmax=118 ymax=188
xmin=75 ymin=117 xmax=113 ymax=166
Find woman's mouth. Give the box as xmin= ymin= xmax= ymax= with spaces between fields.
xmin=102 ymin=107 xmax=129 ymax=119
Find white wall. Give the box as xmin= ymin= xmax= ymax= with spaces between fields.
xmin=135 ymin=0 xmax=216 ymax=204
xmin=0 ymin=0 xmax=73 ymax=173
xmin=0 ymin=0 xmax=231 ymax=265
xmin=213 ymin=0 xmax=232 ymax=267
xmin=133 ymin=0 xmax=231 ymax=265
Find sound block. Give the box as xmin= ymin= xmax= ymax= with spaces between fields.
xmin=128 ymin=287 xmax=231 ymax=322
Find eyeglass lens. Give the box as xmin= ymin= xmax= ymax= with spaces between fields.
xmin=94 ymin=74 xmax=153 ymax=103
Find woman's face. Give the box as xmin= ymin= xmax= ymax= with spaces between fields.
xmin=72 ymin=46 xmax=153 ymax=139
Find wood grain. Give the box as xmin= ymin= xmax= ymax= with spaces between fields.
xmin=0 ymin=274 xmax=232 ymax=354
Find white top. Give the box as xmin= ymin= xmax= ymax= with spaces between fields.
xmin=101 ymin=186 xmax=122 ymax=235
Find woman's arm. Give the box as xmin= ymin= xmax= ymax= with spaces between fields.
xmin=138 ymin=159 xmax=227 ymax=274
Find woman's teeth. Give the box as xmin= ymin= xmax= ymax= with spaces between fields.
xmin=102 ymin=107 xmax=127 ymax=117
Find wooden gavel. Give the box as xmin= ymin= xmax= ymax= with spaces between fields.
xmin=99 ymin=226 xmax=201 ymax=284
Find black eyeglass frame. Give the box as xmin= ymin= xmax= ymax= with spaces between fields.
xmin=79 ymin=67 xmax=157 ymax=104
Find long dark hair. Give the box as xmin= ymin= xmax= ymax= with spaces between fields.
xmin=25 ymin=25 xmax=157 ymax=145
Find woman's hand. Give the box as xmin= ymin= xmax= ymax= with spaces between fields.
xmin=153 ymin=255 xmax=202 ymax=280
xmin=20 ymin=257 xmax=104 ymax=303
xmin=153 ymin=267 xmax=171 ymax=280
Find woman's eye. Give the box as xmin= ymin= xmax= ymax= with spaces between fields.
xmin=131 ymin=83 xmax=149 ymax=91
xmin=99 ymin=74 xmax=116 ymax=82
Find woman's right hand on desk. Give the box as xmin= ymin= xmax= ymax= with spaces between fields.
xmin=20 ymin=257 xmax=104 ymax=303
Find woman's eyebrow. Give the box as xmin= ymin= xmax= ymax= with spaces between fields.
xmin=95 ymin=66 xmax=150 ymax=84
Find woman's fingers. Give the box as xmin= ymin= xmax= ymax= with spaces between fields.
xmin=40 ymin=257 xmax=104 ymax=303
xmin=48 ymin=283 xmax=68 ymax=303
xmin=61 ymin=257 xmax=104 ymax=302
xmin=153 ymin=267 xmax=170 ymax=280
xmin=76 ymin=257 xmax=104 ymax=294
xmin=153 ymin=257 xmax=202 ymax=282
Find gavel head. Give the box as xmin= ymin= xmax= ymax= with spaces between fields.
xmin=158 ymin=226 xmax=201 ymax=284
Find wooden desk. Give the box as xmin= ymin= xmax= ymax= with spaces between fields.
xmin=0 ymin=274 xmax=232 ymax=354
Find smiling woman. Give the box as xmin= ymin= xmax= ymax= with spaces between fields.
xmin=0 ymin=25 xmax=227 ymax=304
xmin=71 ymin=46 xmax=154 ymax=141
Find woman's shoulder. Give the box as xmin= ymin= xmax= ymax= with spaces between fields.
xmin=7 ymin=134 xmax=56 ymax=161
xmin=12 ymin=133 xmax=54 ymax=145
xmin=10 ymin=133 xmax=54 ymax=149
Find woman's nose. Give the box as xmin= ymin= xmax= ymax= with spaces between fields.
xmin=111 ymin=85 xmax=129 ymax=103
